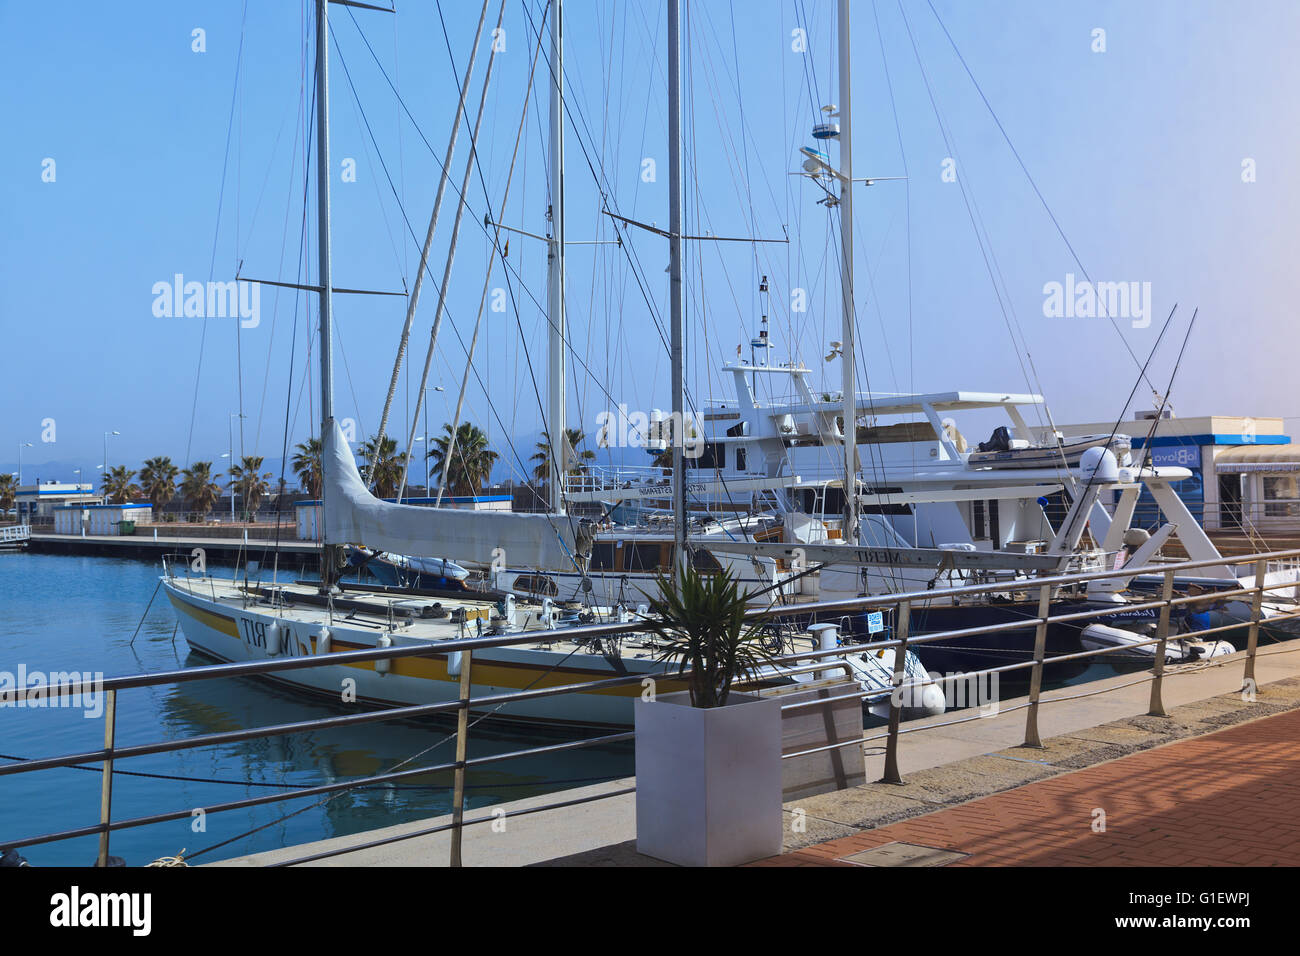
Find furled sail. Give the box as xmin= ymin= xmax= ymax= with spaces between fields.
xmin=322 ymin=419 xmax=587 ymax=569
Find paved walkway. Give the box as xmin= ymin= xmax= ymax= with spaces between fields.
xmin=215 ymin=650 xmax=1300 ymax=866
xmin=753 ymin=706 xmax=1300 ymax=867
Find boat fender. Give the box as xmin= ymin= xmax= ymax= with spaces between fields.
xmin=375 ymin=634 xmax=392 ymax=674
xmin=314 ymin=627 xmax=331 ymax=655
xmin=265 ymin=621 xmax=282 ymax=656
xmin=447 ymin=650 xmax=463 ymax=676
xmin=541 ymin=598 xmax=556 ymax=626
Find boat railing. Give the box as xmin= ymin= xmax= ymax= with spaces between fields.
xmin=562 ymin=463 xmax=673 ymax=495
xmin=3 ymin=546 xmax=1300 ymax=867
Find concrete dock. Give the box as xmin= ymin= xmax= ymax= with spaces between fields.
xmin=28 ymin=531 xmax=317 ymax=564
xmin=212 ymin=642 xmax=1300 ymax=867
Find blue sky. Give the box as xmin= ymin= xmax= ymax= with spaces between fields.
xmin=3 ymin=0 xmax=1299 ymax=484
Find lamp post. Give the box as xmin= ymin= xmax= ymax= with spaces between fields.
xmin=424 ymin=385 xmax=444 ymax=496
xmin=409 ymin=436 xmax=424 ymax=501
xmin=228 ymin=413 xmax=245 ymax=521
xmin=219 ymin=451 xmax=236 ymax=523
xmin=102 ymin=431 xmax=119 ymax=478
xmin=17 ymin=442 xmax=32 ymax=486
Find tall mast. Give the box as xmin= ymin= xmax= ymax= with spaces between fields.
xmin=546 ymin=0 xmax=567 ymax=514
xmin=315 ymin=0 xmax=335 ymax=433
xmin=837 ymin=0 xmax=859 ymax=545
xmin=668 ymin=0 xmax=687 ymax=571
xmin=315 ymin=0 xmax=336 ymax=590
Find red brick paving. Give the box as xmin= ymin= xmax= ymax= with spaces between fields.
xmin=754 ymin=707 xmax=1300 ymax=866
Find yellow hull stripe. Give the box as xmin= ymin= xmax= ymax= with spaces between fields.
xmin=167 ymin=592 xmax=240 ymax=638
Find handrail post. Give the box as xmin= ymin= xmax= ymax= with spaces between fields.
xmin=96 ymin=689 xmax=117 ymax=867
xmin=881 ymin=600 xmax=910 ymax=785
xmin=1243 ymin=558 xmax=1266 ymax=690
xmin=449 ymin=648 xmax=473 ymax=867
xmin=1147 ymin=569 xmax=1175 ymax=717
xmin=1023 ymin=582 xmax=1052 ymax=748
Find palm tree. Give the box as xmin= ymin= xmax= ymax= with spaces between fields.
xmin=428 ymin=422 xmax=499 ymax=496
xmin=291 ymin=437 xmax=323 ymax=499
xmin=139 ymin=456 xmax=179 ymax=512
xmin=101 ymin=466 xmax=141 ymax=504
xmin=0 ymin=474 xmax=15 ymax=514
xmin=227 ymin=455 xmax=272 ymax=518
xmin=358 ymin=435 xmax=408 ymax=499
xmin=181 ymin=462 xmax=222 ymax=518
xmin=531 ymin=428 xmax=595 ymax=485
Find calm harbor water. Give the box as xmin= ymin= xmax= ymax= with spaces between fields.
xmin=0 ymin=552 xmax=633 ymax=866
xmin=3 ymin=550 xmax=1261 ymax=866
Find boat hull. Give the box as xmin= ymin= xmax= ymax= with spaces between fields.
xmin=163 ymin=580 xmax=659 ymax=729
xmin=845 ymin=599 xmax=1182 ymax=680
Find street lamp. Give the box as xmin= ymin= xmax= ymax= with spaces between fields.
xmin=409 ymin=437 xmax=424 ymax=500
xmin=103 ymin=430 xmax=120 ymax=477
xmin=424 ymin=385 xmax=445 ymax=496
xmin=228 ymin=413 xmax=245 ymax=521
xmin=17 ymin=442 xmax=32 ymax=486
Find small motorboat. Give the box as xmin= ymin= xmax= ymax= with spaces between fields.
xmin=967 ymin=428 xmax=1131 ymax=470
xmin=1080 ymin=622 xmax=1234 ymax=664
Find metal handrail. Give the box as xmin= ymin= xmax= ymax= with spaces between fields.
xmin=1 ymin=547 xmax=1296 ymax=866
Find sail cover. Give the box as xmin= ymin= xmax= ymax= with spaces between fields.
xmin=322 ymin=420 xmax=583 ymax=569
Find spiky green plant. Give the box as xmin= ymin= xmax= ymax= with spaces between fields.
xmin=642 ymin=563 xmax=776 ymax=708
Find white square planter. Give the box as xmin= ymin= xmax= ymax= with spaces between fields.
xmin=634 ymin=690 xmax=783 ymax=867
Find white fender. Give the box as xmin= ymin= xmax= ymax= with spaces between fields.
xmin=314 ymin=627 xmax=331 ymax=655
xmin=375 ymin=633 xmax=392 ymax=674
xmin=265 ymin=621 xmax=282 ymax=656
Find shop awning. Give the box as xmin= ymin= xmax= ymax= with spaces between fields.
xmin=1216 ymin=443 xmax=1300 ymax=473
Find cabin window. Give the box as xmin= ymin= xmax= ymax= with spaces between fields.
xmin=861 ymin=486 xmax=910 ymax=515
xmin=589 ymin=542 xmax=617 ymax=571
xmin=735 ymin=446 xmax=747 ymax=472
xmin=513 ymin=574 xmax=558 ymax=596
xmin=691 ymin=442 xmax=725 ymax=470
xmin=692 ymin=548 xmax=722 ymax=571
xmin=626 ymin=543 xmax=664 ymax=571
xmin=973 ymin=500 xmax=1000 ymax=542
xmin=823 ymin=487 xmax=846 ymax=516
